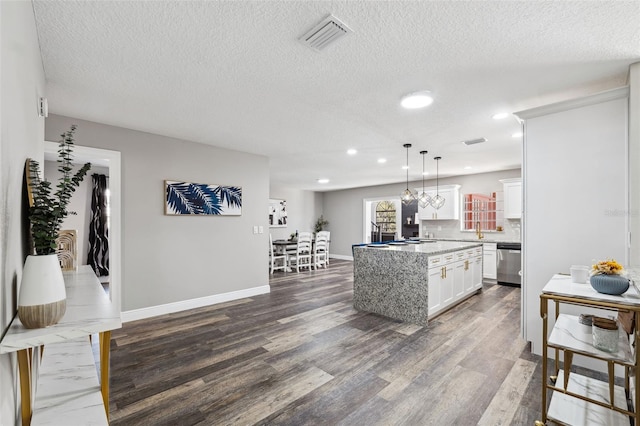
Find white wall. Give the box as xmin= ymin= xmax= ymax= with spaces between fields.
xmin=268 ymin=185 xmax=322 ymax=240
xmin=519 ymin=88 xmax=629 ymax=356
xmin=323 ymin=169 xmax=522 ymax=258
xmin=0 ymin=2 xmax=47 ymax=424
xmin=46 ymin=115 xmax=270 ymax=313
xmin=630 ymin=62 xmax=640 ymax=266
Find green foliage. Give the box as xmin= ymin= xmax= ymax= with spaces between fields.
xmin=28 ymin=125 xmax=91 ymax=255
xmin=314 ymin=215 xmax=329 ymax=234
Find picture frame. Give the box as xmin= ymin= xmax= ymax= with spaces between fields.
xmin=268 ymin=199 xmax=287 ymax=227
xmin=165 ymin=180 xmax=242 ymax=216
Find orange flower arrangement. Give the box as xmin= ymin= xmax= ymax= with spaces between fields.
xmin=591 ymin=259 xmax=624 ymax=276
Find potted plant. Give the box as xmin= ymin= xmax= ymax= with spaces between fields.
xmin=589 ymin=259 xmax=629 ymax=296
xmin=314 ymin=215 xmax=329 ymax=234
xmin=18 ymin=125 xmax=91 ymax=328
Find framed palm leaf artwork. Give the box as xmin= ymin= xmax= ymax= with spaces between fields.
xmin=165 ymin=180 xmax=242 ymax=216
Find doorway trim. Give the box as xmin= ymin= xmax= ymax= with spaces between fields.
xmin=44 ymin=142 xmax=122 ymax=314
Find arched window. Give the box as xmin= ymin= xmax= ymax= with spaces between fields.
xmin=375 ymin=201 xmax=396 ymax=233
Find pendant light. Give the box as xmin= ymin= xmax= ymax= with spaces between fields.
xmin=431 ymin=156 xmax=445 ymax=209
xmin=400 ymin=143 xmax=416 ymax=205
xmin=417 ymin=151 xmax=432 ymax=208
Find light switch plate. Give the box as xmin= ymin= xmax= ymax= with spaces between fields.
xmin=258 ymin=226 xmax=264 ymax=234
xmin=253 ymin=226 xmax=258 ymax=234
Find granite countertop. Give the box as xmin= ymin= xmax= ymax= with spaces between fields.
xmin=432 ymin=237 xmax=521 ymax=244
xmin=356 ymin=240 xmax=482 ymax=256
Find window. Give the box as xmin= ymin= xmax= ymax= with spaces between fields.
xmin=462 ymin=192 xmax=502 ymax=231
xmin=375 ymin=201 xmax=397 ymax=232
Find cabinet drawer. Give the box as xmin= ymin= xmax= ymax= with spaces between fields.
xmin=455 ymin=251 xmax=467 ymax=261
xmin=428 ymin=255 xmax=443 ymax=268
xmin=442 ymin=253 xmax=456 ymax=264
xmin=483 ymin=242 xmax=497 ymax=252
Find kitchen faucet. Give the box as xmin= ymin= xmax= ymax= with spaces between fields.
xmin=475 ymin=221 xmax=484 ymax=240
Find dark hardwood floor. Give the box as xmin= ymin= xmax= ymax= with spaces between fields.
xmin=109 ymin=259 xmax=544 ymax=425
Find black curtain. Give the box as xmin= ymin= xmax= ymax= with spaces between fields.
xmin=88 ymin=174 xmax=109 ymax=277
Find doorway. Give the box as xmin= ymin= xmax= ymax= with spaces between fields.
xmin=362 ymin=197 xmax=401 ymax=243
xmin=44 ymin=142 xmax=122 ymax=313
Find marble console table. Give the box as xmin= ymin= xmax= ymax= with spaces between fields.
xmin=540 ymin=273 xmax=640 ymax=425
xmin=353 ymin=240 xmax=482 ymax=325
xmin=0 ymin=266 xmax=121 ymax=426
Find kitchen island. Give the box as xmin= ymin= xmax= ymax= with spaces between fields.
xmin=353 ymin=240 xmax=483 ymax=325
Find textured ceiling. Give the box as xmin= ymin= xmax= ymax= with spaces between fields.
xmin=32 ymin=1 xmax=640 ymax=191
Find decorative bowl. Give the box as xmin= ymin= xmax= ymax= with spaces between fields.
xmin=590 ymin=274 xmax=629 ymax=295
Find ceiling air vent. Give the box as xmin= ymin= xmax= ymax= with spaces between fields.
xmin=462 ymin=137 xmax=488 ymax=146
xmin=299 ymin=14 xmax=353 ymax=52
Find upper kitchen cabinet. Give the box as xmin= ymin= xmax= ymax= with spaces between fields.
xmin=417 ymin=184 xmax=461 ymax=220
xmin=500 ymin=178 xmax=522 ymax=219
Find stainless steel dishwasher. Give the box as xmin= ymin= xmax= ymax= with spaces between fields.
xmin=496 ymin=242 xmax=521 ymax=286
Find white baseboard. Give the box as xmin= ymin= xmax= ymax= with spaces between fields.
xmin=330 ymin=254 xmax=353 ymax=261
xmin=121 ymin=284 xmax=270 ymax=323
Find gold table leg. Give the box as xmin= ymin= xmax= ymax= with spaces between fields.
xmin=17 ymin=349 xmax=31 ymax=426
xmin=99 ymin=331 xmax=112 ymax=420
xmin=540 ymin=295 xmax=548 ymax=425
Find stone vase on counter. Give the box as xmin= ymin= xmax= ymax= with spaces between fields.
xmin=18 ymin=254 xmax=67 ymax=329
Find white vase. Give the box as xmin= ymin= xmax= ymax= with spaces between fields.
xmin=18 ymin=254 xmax=67 ymax=329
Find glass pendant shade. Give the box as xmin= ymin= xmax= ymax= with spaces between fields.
xmin=418 ymin=150 xmax=431 ymax=208
xmin=431 ymin=194 xmax=445 ymax=209
xmin=417 ymin=191 xmax=432 ymax=208
xmin=401 ymin=188 xmax=417 ymax=205
xmin=400 ymin=143 xmax=416 ymax=205
xmin=432 ymin=156 xmax=445 ymax=210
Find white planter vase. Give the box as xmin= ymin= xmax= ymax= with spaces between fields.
xmin=18 ymin=254 xmax=67 ymax=329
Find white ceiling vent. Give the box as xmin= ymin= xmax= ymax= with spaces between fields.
xmin=462 ymin=137 xmax=488 ymax=146
xmin=299 ymin=14 xmax=353 ymax=52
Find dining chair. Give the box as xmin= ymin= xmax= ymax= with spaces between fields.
xmin=288 ymin=232 xmax=312 ymax=272
xmin=313 ymin=233 xmax=329 ymax=269
xmin=269 ymin=234 xmax=287 ymax=274
xmin=317 ymin=231 xmax=330 ymax=265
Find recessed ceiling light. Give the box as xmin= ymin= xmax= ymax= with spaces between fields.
xmin=461 ymin=137 xmax=487 ymax=146
xmin=401 ymin=91 xmax=434 ymax=109
xmin=401 ymin=165 xmax=409 ymax=170
xmin=512 ymin=132 xmax=523 ymax=138
xmin=464 ymin=166 xmax=472 ymax=170
xmin=378 ymin=158 xmax=387 ymax=164
xmin=317 ymin=178 xmax=329 ymax=184
xmin=347 ymin=148 xmax=357 ymax=155
xmin=422 ymin=172 xmax=429 ymax=176
xmin=492 ymin=112 xmax=509 ymax=120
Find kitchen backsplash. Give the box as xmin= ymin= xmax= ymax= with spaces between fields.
xmin=421 ymin=219 xmax=521 ymax=242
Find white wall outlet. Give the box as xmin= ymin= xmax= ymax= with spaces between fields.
xmin=437 ymin=226 xmax=442 ymax=231
xmin=253 ymin=226 xmax=258 ymax=234
xmin=258 ymin=226 xmax=264 ymax=234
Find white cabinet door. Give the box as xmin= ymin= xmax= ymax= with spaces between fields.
xmin=473 ymin=256 xmax=483 ymax=289
xmin=502 ymin=178 xmax=522 ymax=219
xmin=428 ymin=267 xmax=442 ymax=316
xmin=441 ymin=264 xmax=454 ymax=306
xmin=463 ymin=258 xmax=474 ymax=294
xmin=454 ymin=261 xmax=465 ymax=300
xmin=482 ymin=244 xmax=498 ymax=280
xmin=417 ymin=185 xmax=461 ymax=220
